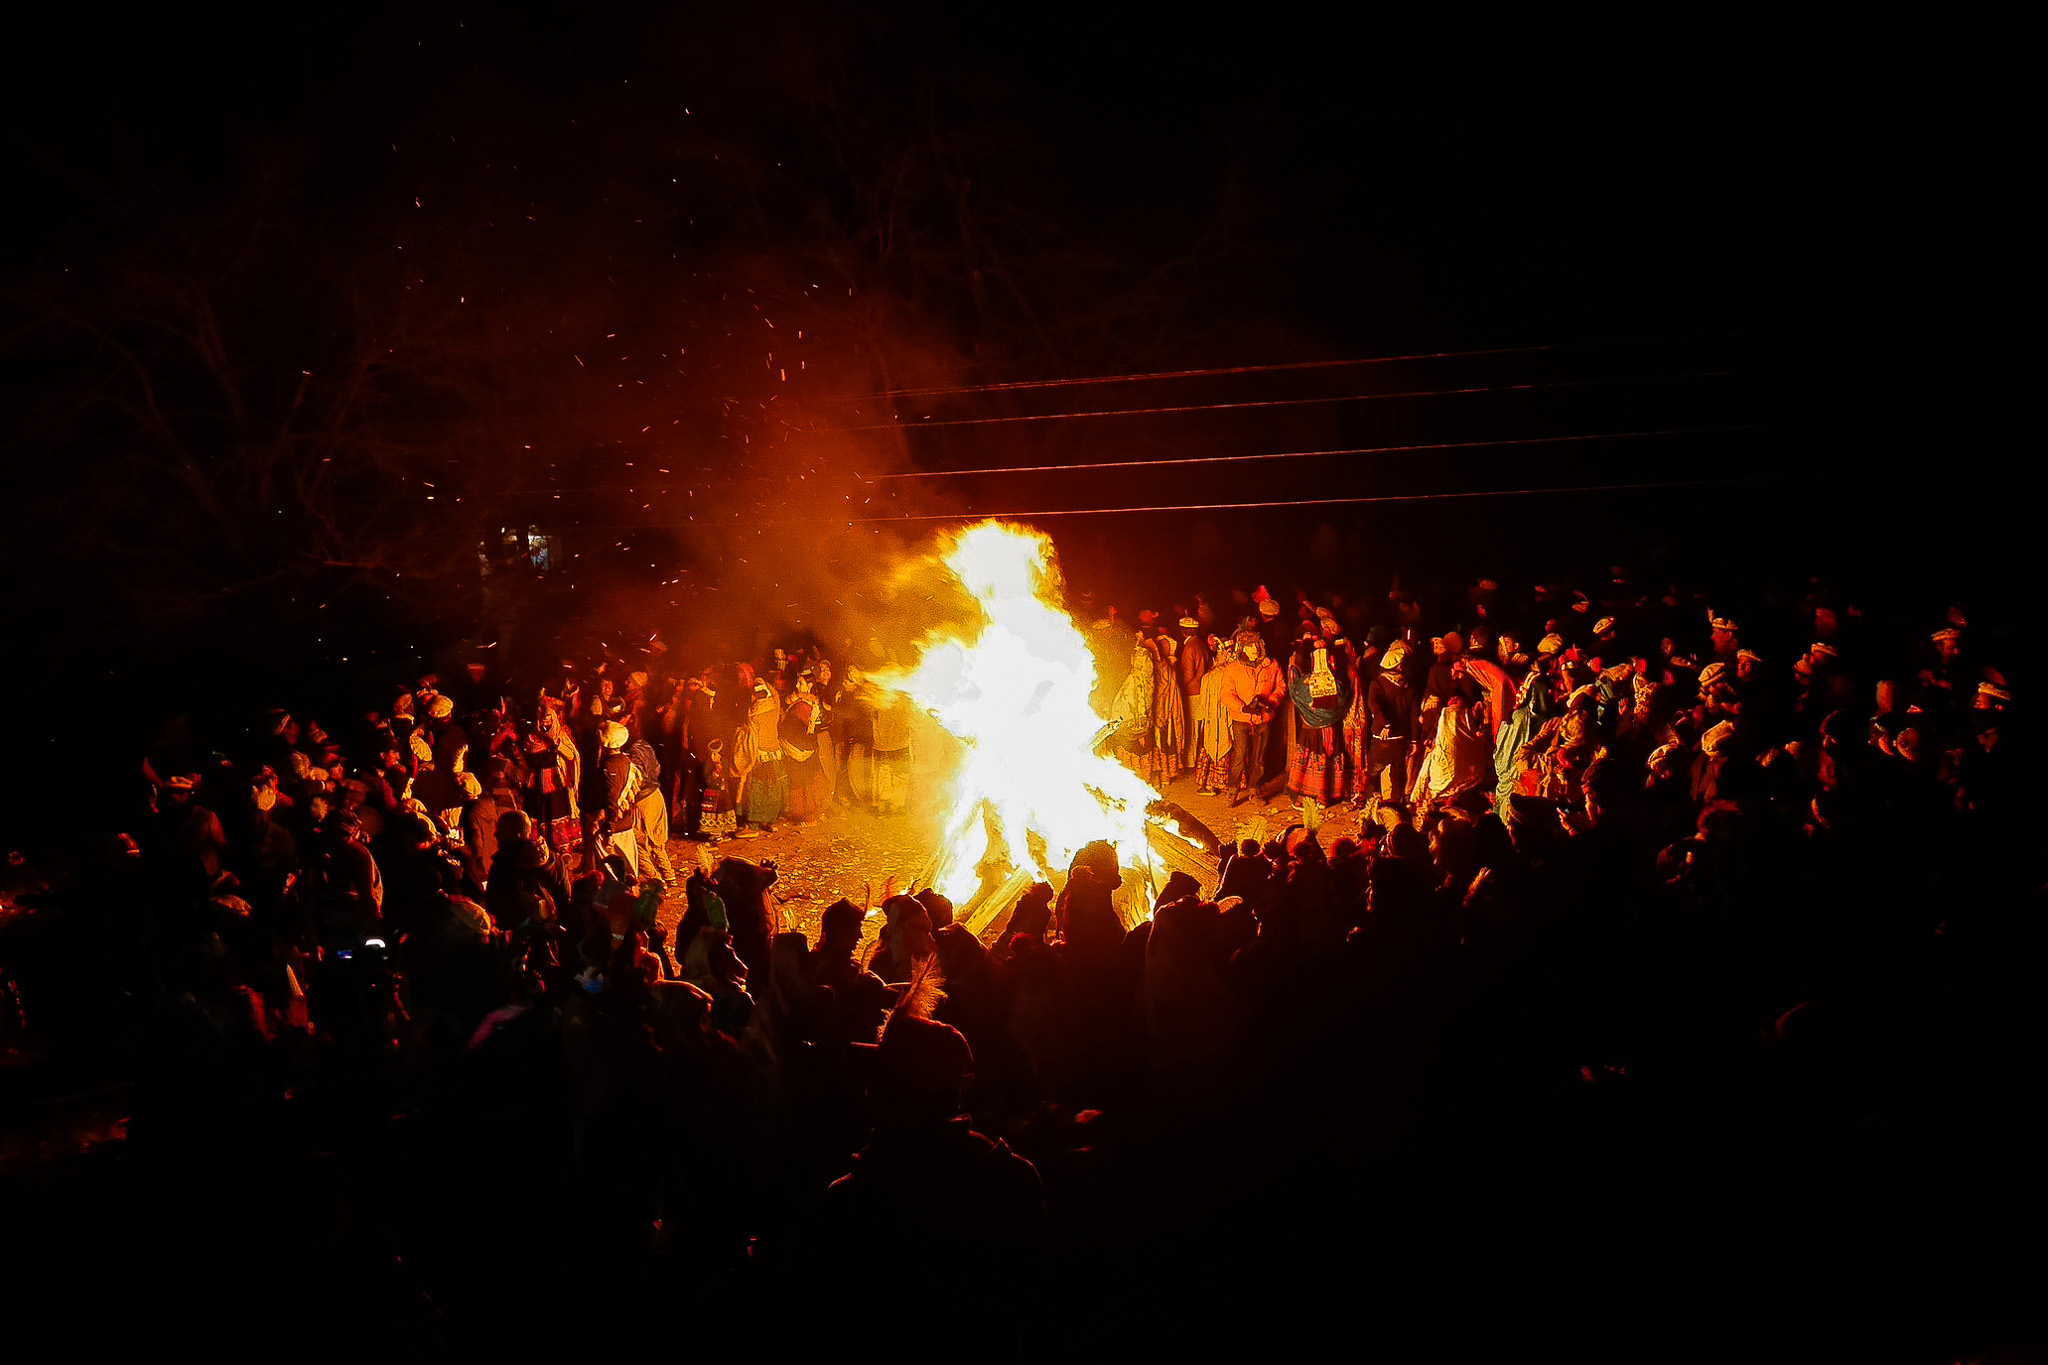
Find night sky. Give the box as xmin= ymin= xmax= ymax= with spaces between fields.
xmin=3 ymin=4 xmax=2040 ymax=814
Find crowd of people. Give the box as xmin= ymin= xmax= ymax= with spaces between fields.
xmin=7 ymin=561 xmax=2039 ymax=1358
xmin=1100 ymin=579 xmax=2014 ymax=829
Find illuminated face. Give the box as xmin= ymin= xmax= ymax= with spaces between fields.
xmin=1241 ymin=641 xmax=1262 ymax=664
xmin=1736 ymin=656 xmax=1757 ymax=681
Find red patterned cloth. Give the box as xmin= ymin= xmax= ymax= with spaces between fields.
xmin=1287 ymin=729 xmax=1347 ymax=802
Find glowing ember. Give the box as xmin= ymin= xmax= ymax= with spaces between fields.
xmin=876 ymin=521 xmax=1169 ymax=914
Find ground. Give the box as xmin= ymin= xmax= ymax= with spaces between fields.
xmin=656 ymin=767 xmax=1379 ymax=949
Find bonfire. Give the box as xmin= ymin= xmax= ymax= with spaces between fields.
xmin=874 ymin=521 xmax=1210 ymax=937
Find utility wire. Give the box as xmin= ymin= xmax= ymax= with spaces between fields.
xmin=863 ymin=419 xmax=1842 ymax=480
xmin=482 ymin=418 xmax=1843 ymax=501
xmin=845 ymin=367 xmax=1767 ymax=430
xmin=839 ymin=325 xmax=1824 ymax=400
xmin=847 ymin=475 xmax=1787 ymax=524
xmin=477 ymin=418 xmax=1840 ymax=496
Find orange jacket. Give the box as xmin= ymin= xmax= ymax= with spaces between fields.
xmin=1217 ymin=656 xmax=1285 ymax=723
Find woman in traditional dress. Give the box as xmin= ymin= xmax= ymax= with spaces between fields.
xmin=1286 ymin=640 xmax=1350 ymax=807
xmin=1110 ymin=637 xmax=1157 ymax=778
xmin=522 ymin=702 xmax=581 ymax=867
xmin=1192 ymin=636 xmax=1237 ymax=796
xmin=780 ymin=675 xmax=830 ymax=826
xmin=732 ymin=679 xmax=788 ymax=837
xmin=1144 ymin=631 xmax=1189 ymax=788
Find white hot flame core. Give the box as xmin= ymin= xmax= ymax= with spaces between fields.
xmin=878 ymin=521 xmax=1163 ymax=907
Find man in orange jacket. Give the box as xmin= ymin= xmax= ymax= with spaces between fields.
xmin=1216 ymin=627 xmax=1286 ymax=806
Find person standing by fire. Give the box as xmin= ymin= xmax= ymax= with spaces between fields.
xmin=1366 ymin=639 xmax=1419 ymax=804
xmin=869 ymin=684 xmax=914 ymax=818
xmin=1142 ymin=626 xmax=1187 ymax=788
xmin=781 ymin=668 xmax=831 ymax=826
xmin=733 ymin=676 xmax=788 ymax=837
xmin=1191 ymin=634 xmax=1237 ymax=796
xmin=1287 ymin=638 xmax=1350 ymax=808
xmin=1109 ymin=635 xmax=1158 ymax=779
xmin=523 ymin=701 xmax=581 ymax=868
xmin=1218 ymin=626 xmax=1285 ymax=806
xmin=1176 ymin=614 xmax=1211 ymax=774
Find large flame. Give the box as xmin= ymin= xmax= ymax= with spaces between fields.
xmin=877 ymin=521 xmax=1166 ymax=911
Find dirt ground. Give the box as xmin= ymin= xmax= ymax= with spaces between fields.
xmin=657 ymin=766 xmax=1377 ymax=950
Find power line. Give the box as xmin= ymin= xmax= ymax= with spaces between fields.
xmin=475 ymin=418 xmax=1839 ymax=498
xmin=841 ymin=325 xmax=1824 ymax=400
xmin=475 ymin=418 xmax=1842 ymax=501
xmin=845 ymin=367 xmax=1763 ymax=430
xmin=863 ymin=419 xmax=1842 ymax=480
xmin=846 ymin=475 xmax=1787 ymax=524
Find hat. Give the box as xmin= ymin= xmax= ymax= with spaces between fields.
xmin=600 ymin=721 xmax=630 ymax=750
xmin=1931 ymin=627 xmax=1962 ymax=644
xmin=1137 ymin=609 xmax=1159 ymax=626
xmin=428 ymin=695 xmax=454 ymax=719
xmin=1537 ymin=633 xmax=1565 ymax=656
xmin=1592 ymin=617 xmax=1616 ymax=636
xmin=456 ymin=772 xmax=482 ymax=800
xmin=1701 ymin=720 xmax=1737 ymax=755
xmin=1809 ymin=642 xmax=1840 ymax=660
xmin=164 ymin=774 xmax=197 ymax=791
xmin=1698 ymin=662 xmax=1727 ymax=688
xmin=1709 ymin=614 xmax=1739 ymax=632
xmin=1380 ymin=642 xmax=1408 ymax=670
xmin=1978 ymin=681 xmax=2012 ymax=703
xmin=627 ymin=670 xmax=649 ymax=690
xmin=1646 ymin=743 xmax=1680 ymax=771
xmin=1258 ymin=598 xmax=1281 ymax=617
xmin=1178 ymin=615 xmax=1200 ymax=629
xmin=1736 ymin=648 xmax=1763 ymax=665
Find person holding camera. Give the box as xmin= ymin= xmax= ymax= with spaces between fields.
xmin=1217 ymin=626 xmax=1285 ymax=807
